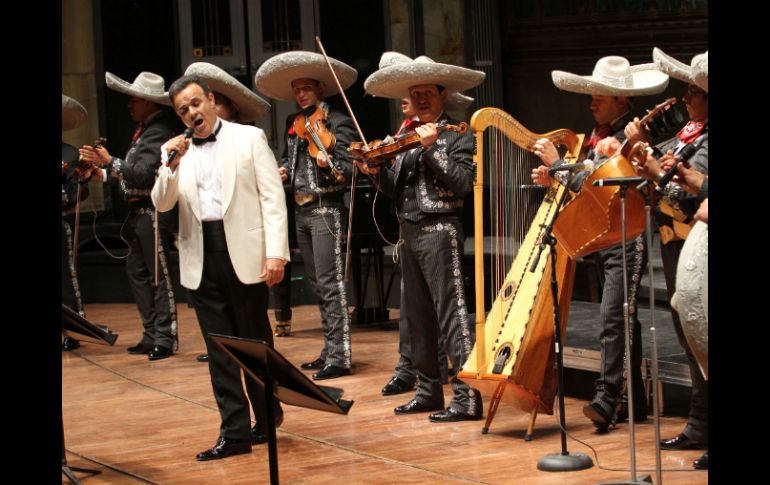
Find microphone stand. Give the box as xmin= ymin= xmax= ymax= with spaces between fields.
xmin=535 ymin=175 xmax=593 ymax=472
xmin=637 ymin=180 xmax=663 ymax=484
xmin=597 ymin=181 xmax=652 ymax=485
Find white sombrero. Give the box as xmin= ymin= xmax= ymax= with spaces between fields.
xmin=654 ymin=48 xmax=708 ymax=93
xmin=364 ymin=54 xmax=485 ymax=99
xmin=254 ymin=51 xmax=357 ymax=101
xmin=62 ymin=94 xmax=87 ymax=131
xmin=105 ymin=71 xmax=172 ymax=106
xmin=373 ymin=52 xmax=475 ymax=110
xmin=691 ymin=52 xmax=708 ymax=93
xmin=184 ymin=62 xmax=270 ymax=122
xmin=551 ymin=56 xmax=669 ymax=96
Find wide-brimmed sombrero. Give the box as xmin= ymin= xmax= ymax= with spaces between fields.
xmin=551 ymin=56 xmax=668 ymax=96
xmin=654 ymin=48 xmax=708 ymax=93
xmin=364 ymin=54 xmax=485 ymax=99
xmin=254 ymin=51 xmax=357 ymax=101
xmin=62 ymin=94 xmax=87 ymax=131
xmin=184 ymin=62 xmax=270 ymax=122
xmin=105 ymin=71 xmax=172 ymax=106
xmin=373 ymin=52 xmax=475 ymax=110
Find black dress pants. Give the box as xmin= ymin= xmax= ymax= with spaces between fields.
xmin=188 ymin=221 xmax=283 ymax=440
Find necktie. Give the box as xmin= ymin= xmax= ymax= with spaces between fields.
xmin=397 ymin=118 xmax=422 ymax=136
xmin=192 ymin=133 xmax=217 ymax=146
xmin=677 ymin=120 xmax=705 ymax=145
xmin=131 ymin=122 xmax=145 ymax=143
xmin=583 ymin=123 xmax=613 ymax=150
xmin=192 ymin=122 xmax=223 ymax=145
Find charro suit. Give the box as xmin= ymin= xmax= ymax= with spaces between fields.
xmin=152 ymin=118 xmax=289 ymax=440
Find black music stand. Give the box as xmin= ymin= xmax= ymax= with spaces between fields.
xmin=209 ymin=334 xmax=354 ymax=485
xmin=61 ymin=304 xmax=118 ymax=484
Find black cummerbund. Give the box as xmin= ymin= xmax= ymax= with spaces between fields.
xmin=202 ymin=220 xmax=229 ymax=252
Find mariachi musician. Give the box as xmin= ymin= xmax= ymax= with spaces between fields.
xmin=531 ymin=56 xmax=669 ymax=432
xmin=358 ymin=55 xmax=486 ymax=423
xmin=254 ymin=51 xmax=357 ymax=380
xmin=624 ymin=49 xmax=709 ymax=469
xmin=62 ymin=94 xmax=97 ymax=351
xmin=372 ymin=52 xmax=475 ymax=398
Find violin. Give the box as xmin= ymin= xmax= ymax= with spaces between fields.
xmin=74 ymin=137 xmax=108 ymax=180
xmin=348 ymin=121 xmax=468 ymax=166
xmin=293 ymin=106 xmax=345 ymax=183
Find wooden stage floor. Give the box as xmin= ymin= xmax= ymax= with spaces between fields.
xmin=62 ymin=304 xmax=708 ymax=484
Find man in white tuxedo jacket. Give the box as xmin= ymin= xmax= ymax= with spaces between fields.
xmin=152 ymin=75 xmax=289 ymax=461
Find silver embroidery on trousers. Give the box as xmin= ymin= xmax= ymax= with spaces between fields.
xmin=312 ymin=206 xmax=351 ymax=367
xmin=63 ymin=221 xmax=85 ymax=316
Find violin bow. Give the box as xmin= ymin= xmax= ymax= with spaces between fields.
xmin=316 ymin=36 xmax=369 ymax=283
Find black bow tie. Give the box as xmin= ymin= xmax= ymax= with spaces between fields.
xmin=192 ymin=122 xmax=222 ymax=146
xmin=192 ymin=133 xmax=216 ymax=145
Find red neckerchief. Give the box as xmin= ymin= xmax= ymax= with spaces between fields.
xmin=396 ymin=117 xmax=421 ymax=136
xmin=288 ymin=119 xmax=297 ymax=136
xmin=582 ymin=123 xmax=613 ymax=151
xmin=131 ymin=122 xmax=145 ymax=143
xmin=677 ymin=120 xmax=705 ymax=145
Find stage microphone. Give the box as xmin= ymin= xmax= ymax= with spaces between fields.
xmin=166 ymin=127 xmax=195 ymax=167
xmin=654 ymin=142 xmax=698 ymax=192
xmin=592 ymin=176 xmax=645 ymax=187
xmin=548 ymin=159 xmax=594 ymax=176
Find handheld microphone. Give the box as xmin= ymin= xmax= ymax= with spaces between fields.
xmin=547 ymin=159 xmax=594 ymax=176
xmin=166 ymin=127 xmax=195 ymax=167
xmin=654 ymin=142 xmax=698 ymax=192
xmin=592 ymin=176 xmax=645 ymax=187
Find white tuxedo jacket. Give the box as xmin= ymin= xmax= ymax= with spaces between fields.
xmin=152 ymin=119 xmax=289 ymax=290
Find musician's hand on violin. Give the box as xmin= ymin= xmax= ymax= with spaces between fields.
xmin=415 ymin=123 xmax=438 ymax=149
xmin=355 ymin=159 xmax=380 ymax=175
xmin=595 ymin=136 xmax=621 ymax=157
xmin=78 ymin=165 xmax=103 ymax=182
xmin=673 ymin=162 xmax=706 ymax=195
xmin=78 ymin=145 xmax=111 ymax=166
xmin=315 ymin=151 xmax=330 ymax=168
xmin=278 ymin=167 xmax=288 ymax=182
xmin=259 ymin=258 xmax=285 ymax=287
xmin=531 ymin=165 xmax=552 ymax=187
xmin=533 ymin=138 xmax=559 ymax=166
xmin=695 ymin=198 xmax=708 ymax=223
xmin=624 ymin=118 xmax=648 ymax=147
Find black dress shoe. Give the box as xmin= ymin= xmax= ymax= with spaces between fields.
xmin=429 ymin=406 xmax=483 ymax=423
xmin=196 ymin=436 xmax=252 ymax=461
xmin=660 ymin=432 xmax=707 ymax=450
xmin=148 ymin=345 xmax=173 ymax=361
xmin=196 ymin=354 xmax=209 ymax=362
xmin=693 ymin=450 xmax=708 ymax=470
xmin=394 ymin=399 xmax=443 ymax=415
xmin=300 ymin=358 xmax=325 ymax=370
xmin=583 ymin=402 xmax=614 ymax=433
xmin=312 ymin=364 xmax=351 ymax=380
xmin=381 ymin=376 xmax=415 ymax=396
xmin=62 ymin=336 xmax=80 ymax=351
xmin=250 ymin=414 xmax=284 ymax=444
xmin=127 ymin=342 xmax=154 ymax=354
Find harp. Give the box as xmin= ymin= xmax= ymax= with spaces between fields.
xmin=457 ymin=108 xmax=583 ymax=439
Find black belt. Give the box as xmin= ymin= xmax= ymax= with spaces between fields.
xmin=202 ymin=220 xmax=228 ymax=252
xmin=294 ymin=193 xmax=344 ymax=207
